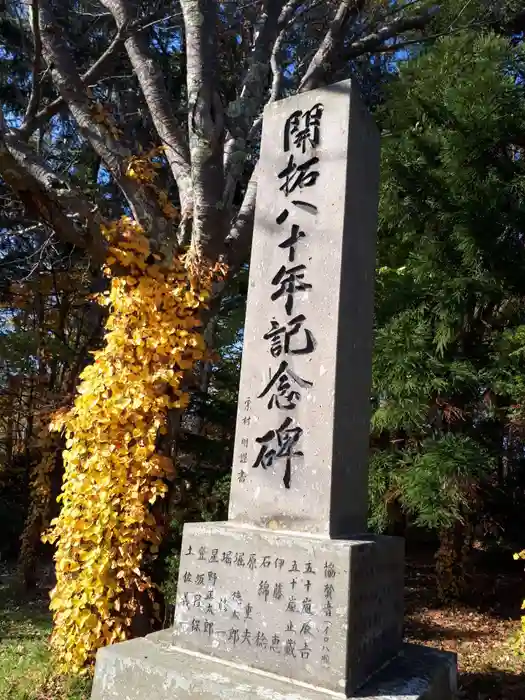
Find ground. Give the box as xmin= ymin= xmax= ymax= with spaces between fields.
xmin=0 ymin=546 xmax=523 ymax=700
xmin=0 ymin=563 xmax=91 ymax=700
xmin=404 ymin=542 xmax=525 ymax=700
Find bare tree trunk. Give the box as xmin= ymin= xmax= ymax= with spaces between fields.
xmin=4 ymin=376 xmax=16 ymax=468
xmin=435 ymin=520 xmax=472 ymax=603
xmin=180 ymin=0 xmax=226 ymax=258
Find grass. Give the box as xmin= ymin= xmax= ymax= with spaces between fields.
xmin=0 ymin=565 xmax=92 ymax=700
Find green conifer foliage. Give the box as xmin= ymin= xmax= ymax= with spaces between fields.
xmin=370 ymin=32 xmax=525 ymax=602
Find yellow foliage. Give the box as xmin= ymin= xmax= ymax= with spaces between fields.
xmin=90 ymin=101 xmax=121 ymax=140
xmin=124 ymin=148 xmax=179 ymax=220
xmin=44 ymin=211 xmax=225 ymax=673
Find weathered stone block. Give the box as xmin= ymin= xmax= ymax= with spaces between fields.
xmin=91 ymin=634 xmax=457 ymax=700
xmin=172 ymin=523 xmax=404 ymax=695
xmin=228 ymin=80 xmax=380 ymax=538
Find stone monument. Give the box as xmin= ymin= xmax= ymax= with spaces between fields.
xmin=91 ymin=80 xmax=457 ymax=700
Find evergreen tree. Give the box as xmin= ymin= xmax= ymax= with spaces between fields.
xmin=370 ymin=32 xmax=525 ymax=600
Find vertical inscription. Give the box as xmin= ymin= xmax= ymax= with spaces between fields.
xmin=234 ymin=103 xmax=325 ymax=491
xmin=176 ymin=542 xmax=338 ymax=667
xmin=237 ymin=399 xmax=252 ymax=484
xmin=321 ymin=561 xmax=337 ymax=666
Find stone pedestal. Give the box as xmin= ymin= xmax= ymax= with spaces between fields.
xmin=173 ymin=523 xmax=404 ymax=695
xmin=91 ymin=522 xmax=457 ymax=700
xmin=91 ymin=634 xmax=457 ymax=700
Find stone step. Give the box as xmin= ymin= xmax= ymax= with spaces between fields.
xmin=91 ymin=632 xmax=457 ymax=700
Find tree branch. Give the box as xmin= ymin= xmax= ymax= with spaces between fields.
xmin=23 ymin=0 xmax=44 ymax=130
xmin=343 ymin=8 xmax=439 ymax=60
xmin=19 ymin=26 xmax=129 ymax=140
xmin=299 ymin=0 xmax=356 ymax=92
xmin=223 ymin=0 xmax=284 ymax=209
xmin=38 ymin=0 xmax=128 ymax=173
xmin=37 ymin=0 xmax=169 ymax=240
xmin=270 ymin=0 xmax=305 ymax=103
xmin=0 ymin=114 xmax=105 ymax=261
xmin=227 ymin=0 xmax=284 ymax=137
xmin=99 ymin=0 xmax=193 ymax=219
xmin=298 ymin=1 xmax=438 ymax=91
xmin=250 ymin=0 xmax=315 ymax=134
xmin=225 ymin=165 xmax=258 ymax=273
xmin=180 ymin=0 xmax=226 ymax=260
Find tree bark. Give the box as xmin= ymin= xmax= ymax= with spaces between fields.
xmin=0 ymin=121 xmax=105 ymax=259
xmin=435 ymin=520 xmax=472 ymax=602
xmin=181 ymin=0 xmax=226 ymax=260
xmin=100 ymin=0 xmax=193 ymax=223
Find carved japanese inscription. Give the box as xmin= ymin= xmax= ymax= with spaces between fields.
xmin=173 ymin=524 xmax=357 ymax=692
xmin=234 ymin=103 xmax=324 ymax=493
xmin=229 ymin=81 xmax=380 ymax=535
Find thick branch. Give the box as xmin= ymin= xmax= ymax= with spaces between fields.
xmin=19 ymin=26 xmax=129 ymax=140
xmin=225 ymin=166 xmax=258 ymax=273
xmin=343 ymin=8 xmax=438 ymax=59
xmin=299 ymin=1 xmax=438 ymax=91
xmin=225 ymin=0 xmax=308 ymax=213
xmin=180 ymin=0 xmax=226 ymax=260
xmin=223 ymin=0 xmax=284 ymax=208
xmin=38 ymin=1 xmax=128 ymax=173
xmin=226 ymin=0 xmax=283 ymax=137
xmin=38 ymin=0 xmax=168 ymax=239
xmin=0 ymin=119 xmax=105 ymax=260
xmin=23 ymin=0 xmax=44 ymax=129
xmin=269 ymin=0 xmax=305 ymax=103
xmin=299 ymin=0 xmax=355 ymax=92
xmin=99 ymin=0 xmax=192 ymax=217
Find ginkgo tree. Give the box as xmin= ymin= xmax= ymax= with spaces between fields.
xmin=1 ymin=0 xmax=524 ymax=675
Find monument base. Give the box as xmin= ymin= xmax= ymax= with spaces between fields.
xmin=91 ymin=632 xmax=457 ymax=700
xmin=172 ymin=523 xmax=405 ymax=694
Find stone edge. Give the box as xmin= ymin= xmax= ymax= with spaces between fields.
xmin=91 ymin=632 xmax=457 ymax=700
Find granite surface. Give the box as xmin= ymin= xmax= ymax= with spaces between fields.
xmin=172 ymin=523 xmax=404 ymax=694
xmin=91 ymin=634 xmax=457 ymax=700
xmin=227 ymin=80 xmax=380 ymax=538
